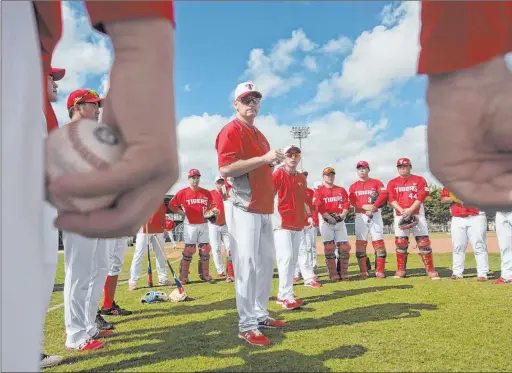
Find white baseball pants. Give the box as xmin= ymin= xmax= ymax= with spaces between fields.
xmin=165 ymin=230 xmax=177 ymax=248
xmin=295 ymin=228 xmax=317 ymax=280
xmin=355 ymin=211 xmax=385 ymax=241
xmin=208 ymin=223 xmax=231 ymax=275
xmin=319 ymin=219 xmax=349 ymax=242
xmin=274 ymin=229 xmax=302 ymax=300
xmin=62 ymin=232 xmax=110 ymax=348
xmin=228 ymin=207 xmax=275 ymax=333
xmin=450 ymin=215 xmax=489 ymax=278
xmin=129 ymin=232 xmax=169 ymax=284
xmin=1 ymin=2 xmax=48 ymax=370
xmin=496 ymin=212 xmax=512 ymax=281
xmin=394 ymin=214 xmax=429 ymax=237
xmin=108 ymin=237 xmax=128 ymax=276
xmin=184 ymin=222 xmax=209 ymax=244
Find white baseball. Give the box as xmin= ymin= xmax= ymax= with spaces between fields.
xmin=45 ymin=118 xmax=126 ymax=213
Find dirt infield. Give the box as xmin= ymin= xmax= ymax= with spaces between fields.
xmin=163 ymin=233 xmax=501 ymax=257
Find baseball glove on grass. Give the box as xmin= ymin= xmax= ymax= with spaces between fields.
xmin=398 ymin=215 xmax=418 ymax=230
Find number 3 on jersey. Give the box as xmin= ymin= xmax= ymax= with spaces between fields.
xmin=408 ymin=192 xmax=417 ymax=200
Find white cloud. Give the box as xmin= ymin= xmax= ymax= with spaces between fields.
xmin=167 ymin=110 xmax=437 ymax=195
xmin=302 ymin=55 xmax=318 ymax=72
xmin=298 ymin=1 xmax=421 ymax=114
xmin=319 ymin=35 xmax=353 ymax=54
xmin=243 ymin=29 xmax=316 ymax=97
xmin=184 ymin=84 xmax=192 ymax=92
xmin=51 ymin=2 xmax=113 ymax=125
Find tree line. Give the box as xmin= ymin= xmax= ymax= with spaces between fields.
xmin=345 ymin=186 xmax=496 ymax=226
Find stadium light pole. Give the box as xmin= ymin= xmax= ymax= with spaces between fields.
xmin=290 ymin=126 xmax=310 ymax=169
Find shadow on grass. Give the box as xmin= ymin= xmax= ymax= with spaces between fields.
xmin=206 ymin=344 xmax=368 ymax=372
xmin=68 ymin=302 xmax=436 ymax=372
xmin=296 ymin=284 xmax=413 ymax=304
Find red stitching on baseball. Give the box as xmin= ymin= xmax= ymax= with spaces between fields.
xmin=68 ymin=121 xmax=110 ymax=171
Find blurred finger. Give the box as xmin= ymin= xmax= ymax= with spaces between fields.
xmin=54 ymin=179 xmax=166 ymax=238
xmin=49 ymin=145 xmax=173 ymax=199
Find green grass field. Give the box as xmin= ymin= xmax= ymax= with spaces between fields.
xmin=44 ymin=247 xmax=512 ymax=372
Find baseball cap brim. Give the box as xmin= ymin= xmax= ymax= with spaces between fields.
xmin=50 ymin=68 xmax=66 ymax=81
xmin=83 ymin=97 xmax=105 ymax=108
xmin=238 ymin=90 xmax=262 ymax=100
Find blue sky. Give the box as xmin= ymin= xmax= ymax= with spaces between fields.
xmin=53 ymin=1 xmax=433 ymax=191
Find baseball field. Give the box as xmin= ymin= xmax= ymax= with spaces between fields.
xmin=44 ymin=233 xmax=512 ymax=372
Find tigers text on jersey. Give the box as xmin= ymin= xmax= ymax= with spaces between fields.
xmin=210 ymin=189 xmax=227 ymax=226
xmin=313 ymin=185 xmax=350 ymax=215
xmin=273 ymin=168 xmax=307 ymax=231
xmin=305 ymin=187 xmax=318 ymax=227
xmin=441 ymin=187 xmax=481 ymax=217
xmin=168 ymin=187 xmax=214 ymax=224
xmin=348 ymin=178 xmax=388 ymax=213
xmin=386 ymin=175 xmax=429 ymax=216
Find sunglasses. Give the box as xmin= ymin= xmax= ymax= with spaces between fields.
xmin=189 ymin=175 xmax=200 ymax=179
xmin=73 ymin=90 xmax=99 ymax=106
xmin=239 ymin=95 xmax=261 ymax=106
xmin=286 ymin=152 xmax=301 ymax=159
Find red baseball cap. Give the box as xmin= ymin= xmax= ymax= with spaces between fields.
xmin=188 ymin=169 xmax=201 ymax=177
xmin=397 ymin=157 xmax=411 ymax=166
xmin=302 ymin=171 xmax=309 ymax=177
xmin=67 ymin=89 xmax=104 ymax=110
xmin=356 ymin=161 xmax=370 ymax=169
xmin=50 ymin=67 xmax=66 ymax=81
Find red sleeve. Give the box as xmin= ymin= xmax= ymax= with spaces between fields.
xmin=342 ymin=188 xmax=350 ymax=211
xmin=207 ymin=191 xmax=215 ymax=210
xmin=272 ymin=169 xmax=281 ymax=195
xmin=313 ymin=189 xmax=325 ymax=214
xmin=348 ymin=184 xmax=356 ymax=206
xmin=416 ymin=177 xmax=429 ymax=202
xmin=85 ymin=1 xmax=175 ymax=34
xmin=418 ymin=2 xmax=512 ymax=74
xmin=441 ymin=187 xmax=450 ymax=198
xmin=387 ymin=180 xmax=397 ymax=203
xmin=374 ymin=180 xmax=388 ymax=208
xmin=168 ymin=190 xmax=182 ymax=211
xmin=216 ymin=125 xmax=243 ymax=168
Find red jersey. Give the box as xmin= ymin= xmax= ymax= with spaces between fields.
xmin=33 ymin=1 xmax=175 ymax=133
xmin=441 ymin=187 xmax=480 ymax=217
xmin=386 ymin=175 xmax=429 ymax=216
xmin=418 ymin=2 xmax=512 ymax=74
xmin=142 ymin=203 xmax=166 ymax=233
xmin=168 ymin=187 xmax=215 ymax=225
xmin=165 ymin=218 xmax=176 ymax=231
xmin=210 ymin=189 xmax=227 ymax=226
xmin=215 ymin=119 xmax=273 ymax=214
xmin=273 ymin=168 xmax=307 ymax=231
xmin=305 ymin=188 xmax=318 ymax=227
xmin=313 ymin=185 xmax=350 ymax=215
xmin=349 ymin=178 xmax=388 ymax=213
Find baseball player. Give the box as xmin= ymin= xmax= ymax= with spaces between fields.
xmin=294 ymin=170 xmax=319 ymax=282
xmin=62 ymin=89 xmax=115 ymax=351
xmin=493 ymin=212 xmax=512 ymax=284
xmin=165 ymin=216 xmax=178 ymax=249
xmin=40 ymin=66 xmax=66 ymax=369
xmin=128 ymin=202 xmax=173 ymax=290
xmin=168 ymin=169 xmax=219 ymax=283
xmin=440 ymin=188 xmax=489 ymax=281
xmin=215 ymin=81 xmax=285 ymax=346
xmin=3 ymin=2 xmax=176 ymax=370
xmin=222 ymin=179 xmax=235 ymax=282
xmin=387 ymin=158 xmax=440 ymax=280
xmin=99 ymin=237 xmax=133 ymax=316
xmin=313 ymin=167 xmax=351 ymax=281
xmin=348 ymin=161 xmax=389 ymax=279
xmin=273 ymin=147 xmax=318 ymax=310
xmin=208 ymin=176 xmax=233 ymax=279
